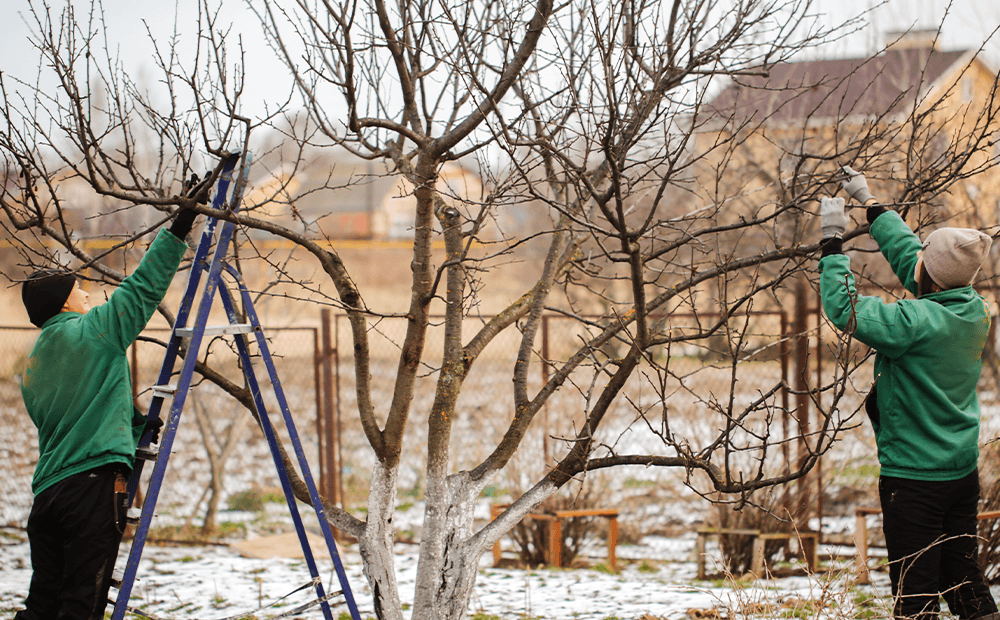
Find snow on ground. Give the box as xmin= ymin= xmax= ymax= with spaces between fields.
xmin=0 ymin=525 xmax=906 ymax=620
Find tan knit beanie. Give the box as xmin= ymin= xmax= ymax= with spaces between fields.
xmin=921 ymin=227 xmax=992 ymax=289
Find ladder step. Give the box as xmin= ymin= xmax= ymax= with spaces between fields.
xmin=111 ymin=569 xmax=124 ymax=589
xmin=135 ymin=445 xmax=160 ymax=461
xmin=126 ymin=507 xmax=143 ymax=525
xmin=151 ymin=384 xmax=176 ymax=398
xmin=175 ymin=323 xmax=256 ymax=338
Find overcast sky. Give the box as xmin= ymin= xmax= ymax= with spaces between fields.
xmin=0 ymin=0 xmax=997 ymax=122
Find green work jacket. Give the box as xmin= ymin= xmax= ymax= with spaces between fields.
xmin=820 ymin=211 xmax=991 ymax=481
xmin=22 ymin=229 xmax=188 ymax=495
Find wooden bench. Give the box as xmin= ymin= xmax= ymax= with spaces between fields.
xmin=695 ymin=527 xmax=819 ymax=579
xmin=854 ymin=507 xmax=1000 ymax=584
xmin=490 ymin=504 xmax=620 ymax=570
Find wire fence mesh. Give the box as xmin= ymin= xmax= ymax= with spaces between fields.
xmin=0 ymin=326 xmax=321 ymax=529
xmin=327 ymin=310 xmax=871 ymax=507
xmin=5 ymin=302 xmax=997 ymax=532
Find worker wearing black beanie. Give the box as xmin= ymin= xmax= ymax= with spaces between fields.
xmin=21 ymin=270 xmax=78 ymax=328
xmin=14 ymin=171 xmax=210 ymax=620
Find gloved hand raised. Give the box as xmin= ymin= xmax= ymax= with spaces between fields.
xmin=182 ymin=173 xmax=213 ymax=205
xmin=841 ymin=166 xmax=875 ymax=205
xmin=821 ymin=196 xmax=849 ymax=239
xmin=170 ymin=172 xmax=211 ymax=239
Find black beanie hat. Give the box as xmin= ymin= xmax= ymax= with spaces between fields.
xmin=22 ymin=269 xmax=77 ymax=327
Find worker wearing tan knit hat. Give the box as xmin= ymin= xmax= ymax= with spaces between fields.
xmin=819 ymin=166 xmax=997 ymax=620
xmin=914 ymin=227 xmax=992 ymax=292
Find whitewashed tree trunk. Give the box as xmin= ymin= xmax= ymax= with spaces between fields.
xmin=412 ymin=471 xmax=477 ymax=620
xmin=359 ymin=462 xmax=404 ymax=620
xmin=411 ymin=474 xmax=560 ymax=620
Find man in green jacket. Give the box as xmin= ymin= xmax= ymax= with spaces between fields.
xmin=15 ymin=196 xmax=203 ymax=620
xmin=819 ymin=167 xmax=998 ymax=620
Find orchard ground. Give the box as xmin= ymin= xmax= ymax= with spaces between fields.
xmin=0 ymin=499 xmax=962 ymax=620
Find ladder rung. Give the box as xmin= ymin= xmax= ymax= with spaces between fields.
xmin=135 ymin=445 xmax=160 ymax=461
xmin=126 ymin=507 xmax=143 ymax=525
xmin=111 ymin=569 xmax=124 ymax=589
xmin=175 ymin=324 xmax=256 ymax=338
xmin=151 ymin=384 xmax=176 ymax=398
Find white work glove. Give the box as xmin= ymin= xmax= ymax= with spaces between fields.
xmin=820 ymin=197 xmax=849 ymax=239
xmin=840 ymin=166 xmax=875 ymax=205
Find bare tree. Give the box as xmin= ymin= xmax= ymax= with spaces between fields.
xmin=2 ymin=1 xmax=999 ymax=619
xmin=186 ymin=388 xmax=251 ymax=535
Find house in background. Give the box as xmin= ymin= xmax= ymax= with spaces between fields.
xmin=639 ymin=29 xmax=1000 ymax=349
xmin=697 ymin=30 xmax=1000 ymax=237
xmin=680 ymin=34 xmax=1000 ymax=523
xmin=244 ymin=155 xmax=396 ymax=239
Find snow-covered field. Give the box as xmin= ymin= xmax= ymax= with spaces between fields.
xmin=0 ymin=525 xmax=902 ymax=620
xmin=5 ymin=326 xmax=1000 ymax=620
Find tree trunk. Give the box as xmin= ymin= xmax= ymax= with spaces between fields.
xmin=413 ymin=474 xmax=561 ymax=620
xmin=201 ymin=474 xmax=221 ymax=535
xmin=435 ymin=536 xmax=481 ymax=620
xmin=359 ymin=461 xmax=404 ymax=620
xmin=412 ymin=471 xmax=481 ymax=620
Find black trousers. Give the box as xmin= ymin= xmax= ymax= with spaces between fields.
xmin=15 ymin=466 xmax=129 ymax=620
xmin=880 ymin=470 xmax=998 ymax=620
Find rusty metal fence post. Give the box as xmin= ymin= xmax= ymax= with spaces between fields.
xmin=319 ymin=308 xmax=342 ymax=510
xmin=334 ymin=314 xmax=344 ymax=509
xmin=314 ymin=327 xmax=325 ymax=496
xmin=814 ymin=298 xmax=824 ymax=537
xmin=793 ymin=278 xmax=812 ymax=529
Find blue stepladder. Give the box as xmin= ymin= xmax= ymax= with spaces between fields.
xmin=110 ymin=152 xmax=362 ymax=620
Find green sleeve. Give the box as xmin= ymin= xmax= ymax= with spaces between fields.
xmin=870 ymin=210 xmax=922 ymax=297
xmin=82 ymin=229 xmax=188 ymax=351
xmin=820 ymin=253 xmax=915 ymax=360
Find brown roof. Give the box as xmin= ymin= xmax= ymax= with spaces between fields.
xmin=704 ymin=48 xmax=971 ymax=127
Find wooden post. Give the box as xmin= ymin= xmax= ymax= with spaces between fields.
xmin=801 ymin=533 xmax=818 ymax=573
xmin=607 ymin=516 xmax=619 ymax=571
xmin=750 ymin=536 xmax=766 ymax=577
xmin=855 ymin=508 xmax=872 ymax=584
xmin=548 ymin=517 xmax=562 ymax=567
xmin=333 ymin=318 xmax=345 ymax=510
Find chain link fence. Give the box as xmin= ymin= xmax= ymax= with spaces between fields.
xmin=10 ymin=302 xmax=997 ymax=532
xmin=328 ymin=310 xmax=876 ymax=515
xmin=0 ymin=325 xmax=321 ymax=529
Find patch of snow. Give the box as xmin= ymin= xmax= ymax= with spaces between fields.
xmin=0 ymin=526 xmax=915 ymax=620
